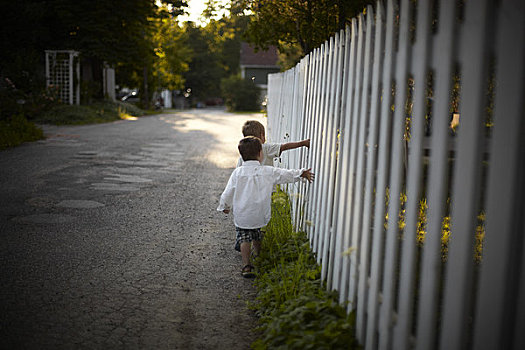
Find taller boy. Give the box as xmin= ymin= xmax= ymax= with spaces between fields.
xmin=237 ymin=120 xmax=310 ymax=167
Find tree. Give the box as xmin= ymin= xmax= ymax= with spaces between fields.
xmin=241 ymin=0 xmax=371 ymax=64
xmin=151 ymin=16 xmax=192 ymax=91
xmin=181 ymin=22 xmax=223 ymax=103
xmin=0 ymin=0 xmax=189 ymax=108
xmin=221 ymin=75 xmax=261 ymax=111
xmin=116 ymin=5 xmax=192 ymax=107
xmin=181 ymin=2 xmax=249 ymax=104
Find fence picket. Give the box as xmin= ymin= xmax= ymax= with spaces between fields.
xmin=414 ymin=0 xmax=458 ymax=349
xmin=393 ymin=0 xmax=432 ymax=348
xmin=332 ymin=23 xmax=358 ymax=296
xmin=301 ymin=54 xmax=316 ymax=232
xmin=306 ymin=48 xmax=321 ymax=239
xmin=308 ymin=46 xmax=325 ymax=246
xmin=440 ymin=0 xmax=492 ymax=348
xmin=356 ymin=4 xmax=384 ymax=343
xmin=472 ymin=2 xmax=525 ymax=349
xmin=327 ymin=29 xmax=350 ymax=289
xmin=350 ymin=7 xmax=375 ymax=315
xmin=320 ymin=32 xmax=346 ymax=281
xmin=340 ymin=15 xmax=366 ymax=305
xmin=378 ymin=1 xmax=413 ymax=348
xmin=315 ymin=36 xmax=336 ymax=264
xmin=315 ymin=43 xmax=331 ymax=255
xmin=365 ymin=1 xmax=395 ymax=348
xmin=293 ymin=57 xmax=311 ymax=229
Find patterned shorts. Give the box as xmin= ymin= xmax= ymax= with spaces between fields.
xmin=234 ymin=227 xmax=263 ymax=252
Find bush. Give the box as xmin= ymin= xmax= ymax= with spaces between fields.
xmin=221 ymin=75 xmax=261 ymax=112
xmin=35 ymin=100 xmax=144 ymax=125
xmin=1 ymin=76 xmax=63 ymax=122
xmin=251 ymin=189 xmax=361 ymax=349
xmin=0 ymin=114 xmax=44 ymax=150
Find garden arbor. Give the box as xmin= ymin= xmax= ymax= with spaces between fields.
xmin=45 ymin=50 xmax=80 ymax=105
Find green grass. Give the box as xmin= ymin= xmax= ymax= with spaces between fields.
xmin=0 ymin=100 xmax=149 ymax=150
xmin=0 ymin=114 xmax=44 ymax=150
xmin=35 ymin=100 xmax=145 ymax=125
xmin=251 ymin=189 xmax=361 ymax=350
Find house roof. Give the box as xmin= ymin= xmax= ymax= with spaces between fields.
xmin=240 ymin=42 xmax=279 ymax=66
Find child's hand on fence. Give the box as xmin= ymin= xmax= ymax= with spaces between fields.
xmin=303 ymin=139 xmax=310 ymax=148
xmin=301 ymin=168 xmax=314 ymax=183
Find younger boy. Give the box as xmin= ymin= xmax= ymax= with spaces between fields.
xmin=237 ymin=120 xmax=310 ymax=167
xmin=218 ymin=136 xmax=314 ymax=278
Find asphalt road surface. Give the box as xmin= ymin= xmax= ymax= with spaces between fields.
xmin=0 ymin=108 xmax=265 ymax=349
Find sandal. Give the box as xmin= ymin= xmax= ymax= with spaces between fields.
xmin=241 ymin=265 xmax=256 ymax=278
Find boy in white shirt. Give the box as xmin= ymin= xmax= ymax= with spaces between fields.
xmin=236 ymin=120 xmax=310 ymax=167
xmin=218 ymin=136 xmax=314 ymax=278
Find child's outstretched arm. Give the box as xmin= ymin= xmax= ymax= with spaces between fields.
xmin=217 ymin=172 xmax=236 ymax=214
xmin=279 ymin=138 xmax=310 ymax=154
xmin=300 ymin=168 xmax=315 ymax=183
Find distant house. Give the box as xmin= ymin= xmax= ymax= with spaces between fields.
xmin=240 ymin=42 xmax=280 ymax=100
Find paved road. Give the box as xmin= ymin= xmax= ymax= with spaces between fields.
xmin=0 ymin=109 xmax=265 ymax=349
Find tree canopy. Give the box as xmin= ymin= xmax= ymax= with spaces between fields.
xmin=0 ymin=0 xmax=375 ymax=111
xmin=241 ymin=0 xmax=372 ymax=67
xmin=181 ymin=2 xmax=249 ymax=102
xmin=0 ymin=0 xmax=189 ymax=104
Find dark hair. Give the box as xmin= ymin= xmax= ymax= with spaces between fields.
xmin=238 ymin=136 xmax=262 ymax=161
xmin=242 ymin=120 xmax=265 ymax=138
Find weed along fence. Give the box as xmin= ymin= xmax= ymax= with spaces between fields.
xmin=266 ymin=0 xmax=524 ymax=349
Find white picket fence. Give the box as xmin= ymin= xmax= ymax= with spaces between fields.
xmin=266 ymin=0 xmax=524 ymax=349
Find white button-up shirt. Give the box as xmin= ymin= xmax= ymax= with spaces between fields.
xmin=218 ymin=160 xmax=304 ymax=229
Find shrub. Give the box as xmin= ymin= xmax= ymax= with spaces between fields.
xmin=1 ymin=76 xmax=63 ymax=122
xmin=221 ymin=75 xmax=261 ymax=112
xmin=35 ymin=100 xmax=144 ymax=125
xmin=0 ymin=114 xmax=44 ymax=150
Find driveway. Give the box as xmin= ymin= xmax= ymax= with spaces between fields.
xmin=0 ymin=108 xmax=265 ymax=349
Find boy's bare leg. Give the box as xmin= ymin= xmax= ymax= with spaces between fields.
xmin=240 ymin=242 xmax=251 ymax=267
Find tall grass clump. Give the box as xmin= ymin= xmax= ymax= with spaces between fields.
xmin=36 ymin=100 xmax=144 ymax=125
xmin=0 ymin=114 xmax=44 ymax=150
xmin=251 ymin=189 xmax=360 ymax=350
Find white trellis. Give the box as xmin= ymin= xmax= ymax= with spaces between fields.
xmin=45 ymin=50 xmax=80 ymax=105
xmin=267 ymin=0 xmax=525 ymax=349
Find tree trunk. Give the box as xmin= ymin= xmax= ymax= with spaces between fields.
xmin=81 ymin=57 xmax=104 ymax=103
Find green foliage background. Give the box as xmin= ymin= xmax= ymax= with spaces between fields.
xmin=221 ymin=75 xmax=261 ymax=112
xmin=0 ymin=115 xmax=43 ymax=150
xmin=242 ymin=0 xmax=372 ymax=69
